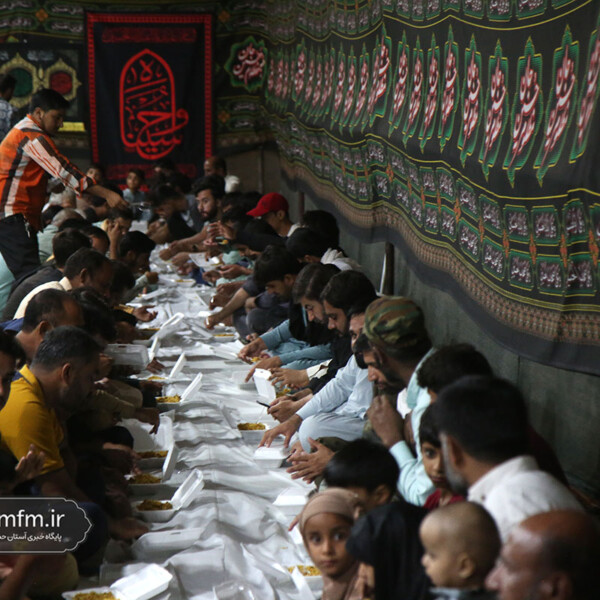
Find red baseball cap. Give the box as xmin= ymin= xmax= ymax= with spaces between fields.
xmin=247 ymin=192 xmax=289 ymax=217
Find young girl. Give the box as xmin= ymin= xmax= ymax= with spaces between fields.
xmin=419 ymin=405 xmax=464 ymax=510
xmin=299 ymin=488 xmax=361 ymax=600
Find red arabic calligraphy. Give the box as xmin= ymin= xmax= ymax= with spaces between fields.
xmin=509 ymin=55 xmax=539 ymax=166
xmin=295 ymin=50 xmax=306 ymax=98
xmin=541 ymin=47 xmax=575 ymax=164
xmin=232 ymin=43 xmax=265 ymax=85
xmin=119 ymin=49 xmax=188 ymax=161
xmin=367 ymin=42 xmax=390 ymax=114
xmin=275 ymin=58 xmax=284 ymax=97
xmin=305 ymin=57 xmax=315 ymax=103
xmin=393 ymin=47 xmax=409 ymax=118
xmin=441 ymin=48 xmax=457 ymax=128
xmin=312 ymin=61 xmax=322 ymax=107
xmin=322 ymin=55 xmax=334 ymax=108
xmin=483 ymin=57 xmax=506 ymax=160
xmin=423 ymin=52 xmax=439 ymax=131
xmin=334 ymin=57 xmax=346 ymax=113
xmin=462 ymin=51 xmax=480 ymax=142
xmin=267 ymin=57 xmax=275 ymax=94
xmin=577 ymin=36 xmax=600 ymax=145
xmin=343 ymin=61 xmax=357 ymax=119
xmin=354 ymin=58 xmax=370 ymax=117
xmin=407 ymin=54 xmax=423 ymax=127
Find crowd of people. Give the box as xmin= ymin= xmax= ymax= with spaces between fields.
xmin=0 ymin=86 xmax=596 ymax=600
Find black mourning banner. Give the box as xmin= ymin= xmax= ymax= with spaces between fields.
xmin=245 ymin=1 xmax=600 ymax=375
xmin=85 ymin=12 xmax=213 ymax=182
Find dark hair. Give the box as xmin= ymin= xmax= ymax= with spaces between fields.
xmin=70 ymin=288 xmax=116 ymax=342
xmin=52 ymin=228 xmax=92 ymax=268
xmin=128 ymin=167 xmax=145 ymax=180
xmin=432 ymin=375 xmax=530 ymax=464
xmin=153 ymin=158 xmax=176 ymax=171
xmin=323 ymin=439 xmax=400 ymax=493
xmin=42 ymin=205 xmax=63 ymax=227
xmin=292 ymin=263 xmax=339 ymax=303
xmin=151 ymin=184 xmax=182 ymax=207
xmin=83 ymin=225 xmax=110 ymax=248
xmin=0 ymin=330 xmax=25 ymax=365
xmin=167 ymin=171 xmax=192 ymax=194
xmin=0 ymin=450 xmax=17 ymax=485
xmin=353 ymin=333 xmax=371 ymax=355
xmin=221 ymin=191 xmax=243 ymax=211
xmin=64 ymin=248 xmax=111 ymax=280
xmin=118 ymin=231 xmax=155 ymax=258
xmin=417 ymin=344 xmax=493 ymax=394
xmin=192 ymin=175 xmax=226 ymax=200
xmin=300 ymin=210 xmax=340 ymax=248
xmin=108 ymin=206 xmax=134 ymax=222
xmin=418 ymin=405 xmax=440 ymax=448
xmin=31 ymin=325 xmax=101 ymax=371
xmin=0 ymin=74 xmax=16 ymax=95
xmin=253 ymin=245 xmax=302 ymax=287
xmin=241 ymin=190 xmax=261 ymax=209
xmin=88 ymin=163 xmax=106 ymax=178
xmin=22 ymin=289 xmax=78 ymax=333
xmin=239 ymin=217 xmax=279 ymax=238
xmin=110 ymin=261 xmax=136 ymax=296
xmin=321 ymin=270 xmax=377 ymax=315
xmin=90 ymin=195 xmax=107 ymax=208
xmin=58 ymin=217 xmax=87 ymax=232
xmin=221 ymin=205 xmax=252 ymax=232
xmin=207 ymin=156 xmax=227 ymax=173
xmin=286 ymin=228 xmax=330 ymax=261
xmin=29 ymin=88 xmax=69 ymax=113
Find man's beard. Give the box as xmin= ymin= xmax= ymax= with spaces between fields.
xmin=378 ymin=364 xmax=406 ymax=395
xmin=441 ymin=438 xmax=470 ymax=496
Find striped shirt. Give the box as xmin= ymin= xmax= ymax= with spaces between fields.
xmin=0 ymin=115 xmax=93 ymax=231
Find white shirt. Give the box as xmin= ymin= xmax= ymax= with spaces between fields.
xmin=468 ymin=455 xmax=582 ymax=540
xmin=224 ymin=174 xmax=240 ymax=193
xmin=296 ymin=355 xmax=372 ymax=420
xmin=15 ymin=276 xmax=72 ymax=319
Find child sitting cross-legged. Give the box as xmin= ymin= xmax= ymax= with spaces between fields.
xmin=419 ymin=502 xmax=500 ymax=600
xmin=298 ymin=488 xmax=361 ymax=600
xmin=419 ymin=405 xmax=464 ymax=510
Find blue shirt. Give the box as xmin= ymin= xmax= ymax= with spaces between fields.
xmin=389 ymin=349 xmax=436 ymax=506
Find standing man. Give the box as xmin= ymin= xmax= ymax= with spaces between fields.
xmin=0 ymin=88 xmax=126 ymax=309
xmin=203 ymin=155 xmax=240 ymax=192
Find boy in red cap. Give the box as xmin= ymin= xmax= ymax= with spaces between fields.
xmin=246 ymin=192 xmax=299 ymax=238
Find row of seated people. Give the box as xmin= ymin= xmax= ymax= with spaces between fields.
xmin=0 ymin=150 xmax=596 ymax=599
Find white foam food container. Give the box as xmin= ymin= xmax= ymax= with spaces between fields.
xmin=238 ymin=422 xmax=270 ymax=443
xmin=253 ymin=368 xmax=276 ymax=401
xmin=129 ymin=445 xmax=179 ymax=494
xmin=181 ymin=372 xmax=203 ymax=401
xmin=289 ymin=566 xmax=322 ymax=596
xmin=153 ymin=312 xmax=185 ymax=341
xmin=231 ymin=370 xmax=255 ymax=389
xmin=274 ymin=487 xmax=309 ymax=517
xmin=155 ymin=372 xmax=203 ymax=409
xmin=104 ymin=344 xmax=149 ymax=369
xmin=129 ymin=414 xmax=174 ymax=451
xmin=253 ymin=446 xmax=287 ymax=468
xmin=168 ymin=352 xmax=186 ymax=379
xmin=132 ymin=527 xmax=203 ymax=558
xmin=133 ymin=469 xmax=204 ymax=522
xmin=63 ymin=564 xmax=172 ymax=600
